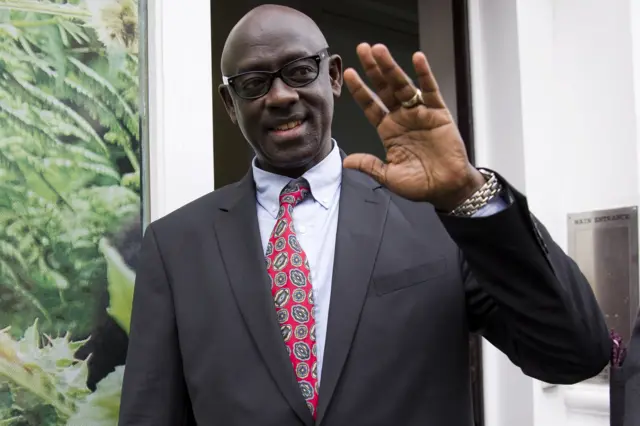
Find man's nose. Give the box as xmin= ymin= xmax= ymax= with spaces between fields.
xmin=264 ymin=78 xmax=299 ymax=108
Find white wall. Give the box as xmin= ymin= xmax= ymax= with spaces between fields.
xmin=146 ymin=0 xmax=215 ymax=221
xmin=469 ymin=0 xmax=640 ymax=425
xmin=468 ymin=1 xmax=533 ymax=424
xmin=633 ymin=0 xmax=640 ymax=185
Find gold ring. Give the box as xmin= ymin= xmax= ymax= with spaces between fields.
xmin=401 ymin=88 xmax=424 ymax=109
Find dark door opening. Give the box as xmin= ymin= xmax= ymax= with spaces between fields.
xmin=210 ymin=1 xmax=483 ymax=424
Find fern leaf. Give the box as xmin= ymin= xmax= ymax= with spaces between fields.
xmin=75 ymin=162 xmax=120 ymax=181
xmin=0 ymin=48 xmax=54 ymax=79
xmin=35 ymin=257 xmax=69 ymax=290
xmin=58 ymin=20 xmax=90 ymax=44
xmin=58 ymin=21 xmax=69 ymax=47
xmin=0 ymin=102 xmax=62 ymax=149
xmin=18 ymin=34 xmax=37 ymax=59
xmin=62 ymin=144 xmax=111 ymax=166
xmin=0 ymin=1 xmax=92 ymax=21
xmin=5 ymin=72 xmax=108 ymax=154
xmin=0 ymin=259 xmax=50 ymax=322
xmin=68 ymin=57 xmax=136 ymax=135
xmin=60 ymin=74 xmax=136 ymax=152
xmin=0 ymin=48 xmax=135 ymax=154
xmin=0 ymin=141 xmax=28 ymax=181
xmin=15 ymin=233 xmax=34 ymax=254
xmin=42 ymin=157 xmax=120 ymax=182
xmin=0 ymin=239 xmax=28 ymax=270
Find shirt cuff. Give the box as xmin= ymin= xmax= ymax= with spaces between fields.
xmin=470 ymin=195 xmax=509 ymax=218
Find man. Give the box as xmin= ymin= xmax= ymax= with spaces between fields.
xmin=119 ymin=5 xmax=611 ymax=426
xmin=609 ymin=316 xmax=638 ymax=425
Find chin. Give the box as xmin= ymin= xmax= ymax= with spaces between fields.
xmin=269 ymin=141 xmax=323 ymax=169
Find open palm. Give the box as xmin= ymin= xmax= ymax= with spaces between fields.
xmin=343 ymin=43 xmax=482 ymax=210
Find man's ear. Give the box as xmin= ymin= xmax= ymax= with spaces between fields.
xmin=218 ymin=84 xmax=237 ymax=124
xmin=328 ymin=54 xmax=343 ymax=98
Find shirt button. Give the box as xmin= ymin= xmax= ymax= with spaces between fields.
xmin=298 ymin=225 xmax=307 ymax=234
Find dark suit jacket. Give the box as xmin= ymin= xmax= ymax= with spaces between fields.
xmin=118 ymin=167 xmax=611 ymax=426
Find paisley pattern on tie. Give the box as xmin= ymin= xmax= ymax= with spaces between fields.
xmin=266 ymin=178 xmax=319 ymax=418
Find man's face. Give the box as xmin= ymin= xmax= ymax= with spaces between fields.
xmin=219 ymin=15 xmax=342 ymax=172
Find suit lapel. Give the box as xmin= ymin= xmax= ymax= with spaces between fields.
xmin=316 ymin=168 xmax=390 ymax=425
xmin=212 ymin=172 xmax=314 ymax=426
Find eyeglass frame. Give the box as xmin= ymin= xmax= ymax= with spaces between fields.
xmin=222 ymin=49 xmax=330 ymax=100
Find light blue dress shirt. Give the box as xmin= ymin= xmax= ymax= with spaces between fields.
xmin=252 ymin=142 xmax=507 ymax=382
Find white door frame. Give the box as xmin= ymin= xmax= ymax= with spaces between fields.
xmin=146 ymin=0 xmax=215 ymax=222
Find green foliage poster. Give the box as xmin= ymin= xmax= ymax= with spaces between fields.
xmin=0 ymin=0 xmax=143 ymax=424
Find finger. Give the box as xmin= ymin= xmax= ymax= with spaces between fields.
xmin=344 ymin=68 xmax=389 ymax=128
xmin=371 ymin=44 xmax=418 ymax=106
xmin=412 ymin=51 xmax=446 ymax=109
xmin=343 ymin=153 xmax=388 ymax=185
xmin=355 ymin=43 xmax=397 ymax=108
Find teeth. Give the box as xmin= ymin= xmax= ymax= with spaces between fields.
xmin=275 ymin=120 xmax=301 ymax=131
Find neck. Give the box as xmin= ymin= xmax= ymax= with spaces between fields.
xmin=258 ymin=139 xmax=333 ymax=178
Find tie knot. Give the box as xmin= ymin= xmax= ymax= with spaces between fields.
xmin=279 ymin=178 xmax=311 ymax=207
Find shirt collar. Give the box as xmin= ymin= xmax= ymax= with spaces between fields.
xmin=252 ymin=140 xmax=342 ymax=218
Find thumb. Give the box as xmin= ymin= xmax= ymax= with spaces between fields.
xmin=343 ymin=153 xmax=388 ymax=185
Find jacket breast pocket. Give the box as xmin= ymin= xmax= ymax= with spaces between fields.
xmin=372 ymin=257 xmax=447 ymax=296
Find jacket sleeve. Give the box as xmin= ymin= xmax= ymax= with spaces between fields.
xmin=622 ymin=312 xmax=640 ymax=425
xmin=118 ymin=224 xmax=192 ymax=425
xmin=439 ymin=174 xmax=611 ymax=384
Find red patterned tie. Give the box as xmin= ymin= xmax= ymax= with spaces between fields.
xmin=265 ymin=178 xmax=319 ymax=418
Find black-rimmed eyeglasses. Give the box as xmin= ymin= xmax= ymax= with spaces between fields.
xmin=222 ymin=49 xmax=329 ymax=100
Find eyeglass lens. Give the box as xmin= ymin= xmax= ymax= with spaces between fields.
xmin=232 ymin=56 xmax=320 ymax=99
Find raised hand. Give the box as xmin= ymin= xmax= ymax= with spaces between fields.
xmin=343 ymin=43 xmax=485 ymax=211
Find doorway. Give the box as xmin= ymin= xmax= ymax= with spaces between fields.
xmin=210 ymin=1 xmax=482 ymax=424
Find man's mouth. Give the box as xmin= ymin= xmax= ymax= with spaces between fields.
xmin=272 ymin=120 xmax=303 ymax=132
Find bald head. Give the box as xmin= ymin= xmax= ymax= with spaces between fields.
xmin=221 ymin=5 xmax=328 ymax=76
